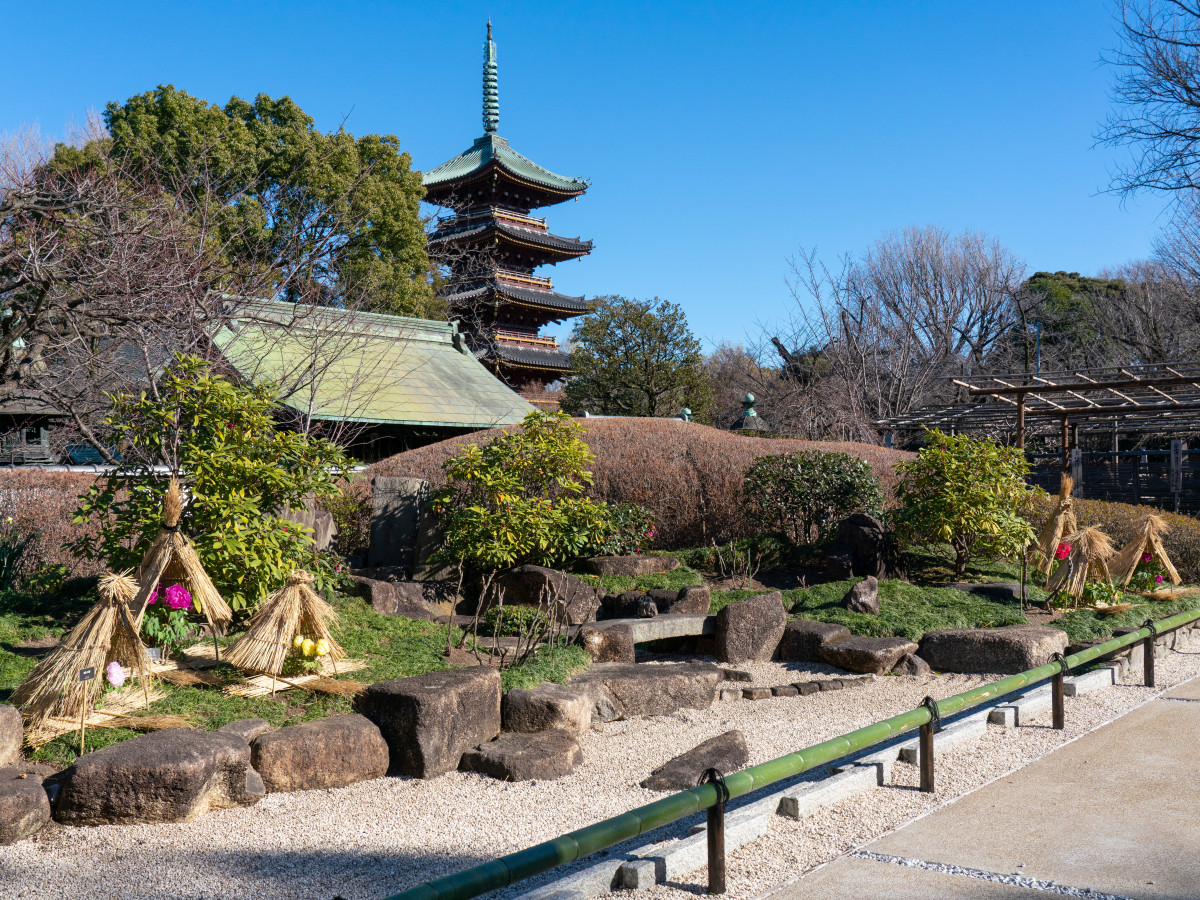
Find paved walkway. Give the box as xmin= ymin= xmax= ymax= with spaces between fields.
xmin=773 ymin=678 xmax=1200 ymax=899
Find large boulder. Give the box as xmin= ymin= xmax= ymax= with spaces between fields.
xmin=819 ymin=636 xmax=918 ymax=675
xmin=0 ymin=768 xmax=51 ymax=845
xmin=356 ymin=667 xmax=501 ymax=778
xmin=48 ymin=729 xmax=264 ymax=826
xmin=503 ymin=683 xmax=593 ymax=734
xmin=919 ymin=625 xmax=1069 ymax=674
xmin=640 ymin=730 xmax=749 ymax=791
xmin=218 ymin=718 xmax=273 ymax=742
xmin=775 ymin=620 xmax=851 ymax=662
xmin=842 ymin=577 xmax=879 ymax=615
xmin=348 ymin=575 xmax=439 ymax=620
xmin=579 ymin=624 xmax=635 ymax=663
xmin=250 ymin=714 xmax=389 ymax=793
xmin=571 ymin=662 xmax=721 ymax=718
xmin=460 ymin=731 xmax=583 ymax=782
xmin=714 ymin=592 xmax=787 ymax=664
xmin=0 ymin=703 xmax=21 ymax=767
xmin=824 ymin=514 xmax=901 ymax=580
xmin=496 ymin=565 xmax=601 ymax=625
xmin=892 ymin=653 xmax=932 ymax=676
xmin=585 ymin=556 xmax=680 ymax=578
xmin=668 ymin=584 xmax=711 ymax=615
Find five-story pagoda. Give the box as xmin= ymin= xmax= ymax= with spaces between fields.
xmin=423 ymin=23 xmax=592 ymax=397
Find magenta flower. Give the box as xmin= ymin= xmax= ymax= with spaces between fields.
xmin=1156 ymin=574 xmax=1165 ymax=584
xmin=1054 ymin=543 xmax=1071 ymax=561
xmin=164 ymin=584 xmax=193 ymax=610
xmin=146 ymin=586 xmax=159 ymax=606
xmin=1143 ymin=553 xmax=1154 ymax=564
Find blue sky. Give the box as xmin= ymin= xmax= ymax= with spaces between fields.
xmin=1 ymin=1 xmax=1163 ymax=350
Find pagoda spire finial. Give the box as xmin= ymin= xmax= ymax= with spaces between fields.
xmin=483 ymin=21 xmax=499 ymax=134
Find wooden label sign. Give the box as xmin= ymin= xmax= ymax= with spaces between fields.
xmin=1170 ymin=439 xmax=1184 ymax=494
xmin=78 ymin=667 xmax=95 ymax=682
xmin=146 ymin=647 xmax=162 ymax=661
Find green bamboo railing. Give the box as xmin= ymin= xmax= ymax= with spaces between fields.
xmin=385 ymin=607 xmax=1200 ymax=900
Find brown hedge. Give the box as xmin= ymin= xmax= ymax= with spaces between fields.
xmin=1025 ymin=493 xmax=1200 ymax=586
xmin=0 ymin=470 xmax=103 ymax=577
xmin=367 ymin=418 xmax=914 ymax=549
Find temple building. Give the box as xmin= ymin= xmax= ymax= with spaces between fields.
xmin=422 ymin=24 xmax=592 ymax=400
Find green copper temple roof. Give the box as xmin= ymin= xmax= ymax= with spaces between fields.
xmin=422 ymin=133 xmax=589 ymax=196
xmin=213 ymin=299 xmax=533 ymax=428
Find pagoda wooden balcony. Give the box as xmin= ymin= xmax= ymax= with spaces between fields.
xmin=495 ymin=268 xmax=553 ymax=289
xmin=494 ymin=329 xmax=560 ymax=348
xmin=445 ymin=206 xmax=548 ymax=232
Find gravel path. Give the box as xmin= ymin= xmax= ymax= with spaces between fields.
xmin=2 ymin=647 xmax=1198 ymax=900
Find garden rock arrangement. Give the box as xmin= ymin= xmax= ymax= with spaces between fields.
xmin=640 ymin=730 xmax=748 ymax=791
xmin=818 ymin=636 xmax=919 ymax=675
xmin=459 ymin=731 xmax=583 ymax=782
xmin=497 ymin=565 xmax=601 ymax=625
xmin=0 ymin=765 xmax=52 ymax=845
xmin=824 ymin=513 xmax=902 ymax=580
xmin=775 ymin=620 xmax=851 ymax=662
xmin=715 ymin=592 xmax=787 ymax=663
xmin=919 ymin=624 xmax=1068 ymax=674
xmin=842 ymin=576 xmax=879 ymax=615
xmin=357 ymin=667 xmax=501 ymax=778
xmin=579 ymin=623 xmax=635 ymax=663
xmin=349 ymin=574 xmax=439 ymax=619
xmin=586 ymin=555 xmax=680 ymax=577
xmin=46 ymin=729 xmax=265 ymax=826
xmin=249 ymin=714 xmax=389 ymax=793
xmin=571 ymin=662 xmax=722 ymax=718
xmin=0 ymin=704 xmax=21 ymax=767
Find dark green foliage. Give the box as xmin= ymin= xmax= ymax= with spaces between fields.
xmin=743 ymin=451 xmax=884 ymax=546
xmin=89 ymin=85 xmax=436 ymax=317
xmin=562 ymin=296 xmax=714 ymax=420
xmin=1055 ymin=599 xmax=1195 ymax=643
xmin=593 ymin=503 xmax=656 ymax=556
xmin=482 ymin=604 xmax=549 ymax=637
xmin=574 ymin=562 xmax=704 ymax=597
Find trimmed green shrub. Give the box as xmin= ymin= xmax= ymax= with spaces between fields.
xmin=742 ymin=451 xmax=884 ymax=545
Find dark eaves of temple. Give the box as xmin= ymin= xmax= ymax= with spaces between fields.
xmin=422 ymin=22 xmax=593 ymax=403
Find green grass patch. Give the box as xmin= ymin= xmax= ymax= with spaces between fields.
xmin=1055 ymin=598 xmax=1197 ymax=643
xmin=575 ymin=564 xmax=705 ymax=596
xmin=500 ymin=644 xmax=590 ymax=692
xmin=713 ymin=578 xmax=1028 ymax=642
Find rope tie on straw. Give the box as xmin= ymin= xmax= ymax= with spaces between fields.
xmin=286 ymin=571 xmax=315 ymax=586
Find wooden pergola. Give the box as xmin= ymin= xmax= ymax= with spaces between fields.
xmin=878 ymin=362 xmax=1200 ymax=464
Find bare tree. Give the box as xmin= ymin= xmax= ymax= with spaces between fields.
xmin=1100 ymin=0 xmax=1200 ymax=195
xmin=780 ymin=226 xmax=1026 ymax=439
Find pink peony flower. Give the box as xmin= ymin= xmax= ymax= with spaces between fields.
xmin=105 ymin=661 xmax=126 ymax=688
xmin=1143 ymin=553 xmax=1154 ymax=564
xmin=146 ymin=586 xmax=159 ymax=606
xmin=164 ymin=584 xmax=193 ymax=610
xmin=1054 ymin=543 xmax=1071 ymax=561
xmin=1156 ymin=574 xmax=1165 ymax=583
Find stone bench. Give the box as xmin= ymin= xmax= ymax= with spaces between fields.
xmin=578 ymin=614 xmax=714 ymax=644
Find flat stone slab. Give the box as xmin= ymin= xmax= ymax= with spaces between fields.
xmin=819 ymin=636 xmax=918 ymax=674
xmin=585 ymin=556 xmax=680 ymax=577
xmin=775 ymin=619 xmax=852 ymax=662
xmin=919 ymin=625 xmax=1068 ymax=674
xmin=571 ymin=662 xmax=721 ymax=718
xmin=503 ymin=682 xmax=594 ymax=734
xmin=583 ymin=615 xmax=714 ymax=645
xmin=250 ymin=714 xmax=389 ymax=793
xmin=1064 ymin=666 xmax=1117 ymax=697
xmin=640 ymin=730 xmax=748 ymax=791
xmin=460 ymin=731 xmax=582 ymax=782
xmin=777 ymin=765 xmax=878 ymax=819
xmin=897 ymin=713 xmax=987 ymax=764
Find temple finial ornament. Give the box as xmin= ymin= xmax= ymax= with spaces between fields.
xmin=483 ymin=22 xmax=499 ymax=133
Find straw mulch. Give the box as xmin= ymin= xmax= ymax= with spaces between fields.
xmin=1046 ymin=526 xmax=1116 ymax=601
xmin=223 ymin=658 xmax=368 ymax=698
xmin=11 ymin=572 xmax=152 ymax=726
xmin=224 ymin=570 xmax=344 ymax=677
xmin=132 ymin=478 xmax=232 ymax=637
xmin=1109 ymin=515 xmax=1183 ymax=587
xmin=23 ymin=685 xmax=170 ymax=748
xmin=1136 ymin=585 xmax=1200 ymax=601
xmin=1034 ymin=474 xmax=1078 ymax=575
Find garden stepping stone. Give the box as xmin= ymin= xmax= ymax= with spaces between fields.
xmin=775 ymin=620 xmax=851 ymax=662
xmin=250 ymin=714 xmax=389 ymax=793
xmin=0 ymin=704 xmax=21 ymax=768
xmin=496 ymin=565 xmax=601 ymax=625
xmin=571 ymin=662 xmax=721 ymax=718
xmin=919 ymin=624 xmax=1068 ymax=674
xmin=772 ymin=685 xmax=799 ymax=697
xmin=743 ymin=687 xmax=772 ymax=700
xmin=715 ymin=592 xmax=786 ymax=664
xmin=892 ymin=652 xmax=932 ymax=676
xmin=585 ymin=556 xmax=680 ymax=577
xmin=357 ymin=667 xmax=501 ymax=778
xmin=819 ymin=636 xmax=917 ymax=675
xmin=48 ymin=729 xmax=265 ymax=826
xmin=842 ymin=576 xmax=879 ymax=615
xmin=460 ymin=731 xmax=582 ymax=782
xmin=0 ymin=768 xmax=51 ymax=845
xmin=503 ymin=682 xmax=594 ymax=734
xmin=640 ymin=730 xmax=748 ymax=791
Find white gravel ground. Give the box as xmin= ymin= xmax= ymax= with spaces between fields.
xmin=2 ymin=646 xmax=1198 ymax=900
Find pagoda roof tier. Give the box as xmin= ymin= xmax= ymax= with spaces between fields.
xmin=445 ymin=280 xmax=590 ymax=316
xmin=423 ymin=134 xmax=589 ymax=210
xmin=490 ymin=342 xmax=573 ymax=372
xmin=428 ymin=216 xmax=593 ymax=265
